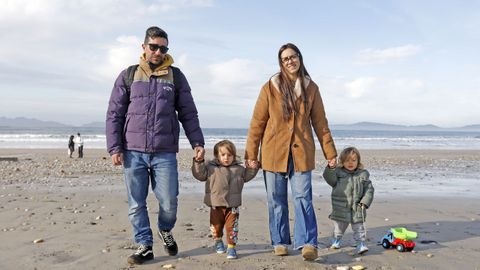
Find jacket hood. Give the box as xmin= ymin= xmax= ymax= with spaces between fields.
xmin=337 ymin=167 xmax=369 ymax=178
xmin=139 ymin=53 xmax=174 ymax=77
xmin=208 ymin=159 xmax=242 ymax=167
xmin=270 ymin=73 xmax=311 ymax=99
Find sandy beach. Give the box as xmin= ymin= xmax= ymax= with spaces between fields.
xmin=1 ymin=148 xmax=479 ymax=270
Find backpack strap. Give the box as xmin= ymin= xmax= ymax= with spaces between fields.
xmin=123 ymin=64 xmax=139 ymax=95
xmin=124 ymin=64 xmax=180 ymax=96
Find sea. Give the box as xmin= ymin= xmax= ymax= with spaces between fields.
xmin=1 ymin=127 xmax=480 ymax=150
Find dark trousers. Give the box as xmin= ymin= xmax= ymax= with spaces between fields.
xmin=78 ymin=145 xmax=83 ymax=158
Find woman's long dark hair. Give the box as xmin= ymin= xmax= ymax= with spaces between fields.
xmin=277 ymin=43 xmax=309 ymax=121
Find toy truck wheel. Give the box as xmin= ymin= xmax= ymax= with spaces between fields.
xmin=382 ymin=239 xmax=391 ymax=249
xmin=396 ymin=244 xmax=405 ymax=252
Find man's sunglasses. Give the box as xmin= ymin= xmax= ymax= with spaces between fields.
xmin=148 ymin=44 xmax=169 ymax=54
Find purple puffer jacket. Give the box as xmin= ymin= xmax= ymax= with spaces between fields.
xmin=106 ymin=64 xmax=204 ymax=155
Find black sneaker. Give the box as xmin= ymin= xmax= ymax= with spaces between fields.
xmin=127 ymin=245 xmax=153 ymax=265
xmin=158 ymin=230 xmax=178 ymax=256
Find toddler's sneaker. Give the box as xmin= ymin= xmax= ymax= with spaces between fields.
xmin=215 ymin=239 xmax=226 ymax=254
xmin=158 ymin=230 xmax=178 ymax=256
xmin=330 ymin=238 xmax=341 ymax=249
xmin=127 ymin=245 xmax=153 ymax=265
xmin=357 ymin=242 xmax=369 ymax=255
xmin=226 ymin=247 xmax=237 ymax=259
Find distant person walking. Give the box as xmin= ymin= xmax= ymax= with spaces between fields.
xmin=68 ymin=135 xmax=75 ymax=158
xmin=245 ymin=43 xmax=337 ymax=261
xmin=106 ymin=26 xmax=205 ymax=265
xmin=74 ymin=133 xmax=84 ymax=158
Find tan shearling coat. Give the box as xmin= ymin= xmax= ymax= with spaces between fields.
xmin=245 ymin=74 xmax=337 ymax=172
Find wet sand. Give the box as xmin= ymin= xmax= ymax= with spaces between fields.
xmin=0 ymin=149 xmax=479 ymax=269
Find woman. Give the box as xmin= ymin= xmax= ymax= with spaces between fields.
xmin=245 ymin=43 xmax=337 ymax=261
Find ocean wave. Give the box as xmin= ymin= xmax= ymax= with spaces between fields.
xmin=1 ymin=127 xmax=480 ymax=150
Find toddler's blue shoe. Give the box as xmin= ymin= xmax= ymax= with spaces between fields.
xmin=330 ymin=238 xmax=341 ymax=249
xmin=357 ymin=242 xmax=369 ymax=255
xmin=215 ymin=240 xmax=225 ymax=254
xmin=226 ymin=247 xmax=237 ymax=259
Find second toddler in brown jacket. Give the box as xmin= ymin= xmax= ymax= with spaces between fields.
xmin=192 ymin=140 xmax=259 ymax=259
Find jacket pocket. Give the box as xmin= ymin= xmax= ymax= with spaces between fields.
xmin=332 ymin=199 xmax=347 ymax=208
xmin=354 ymin=204 xmax=367 ymax=221
xmin=233 ymin=176 xmax=244 ymax=195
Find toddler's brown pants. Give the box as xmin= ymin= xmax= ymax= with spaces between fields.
xmin=210 ymin=206 xmax=239 ymax=246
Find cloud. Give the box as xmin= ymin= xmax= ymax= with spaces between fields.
xmin=355 ymin=44 xmax=421 ymax=65
xmin=344 ymin=77 xmax=376 ymax=98
xmin=92 ymin=35 xmax=142 ymax=81
xmin=0 ymin=0 xmax=213 ymax=20
xmin=321 ymin=75 xmax=432 ymax=125
xmin=207 ymin=58 xmax=271 ymax=98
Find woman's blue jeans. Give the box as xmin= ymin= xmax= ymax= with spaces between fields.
xmin=263 ymin=155 xmax=318 ymax=249
xmin=123 ymin=150 xmax=179 ymax=246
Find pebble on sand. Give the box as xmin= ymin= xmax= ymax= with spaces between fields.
xmin=162 ymin=264 xmax=175 ymax=269
xmin=33 ymin=238 xmax=44 ymax=244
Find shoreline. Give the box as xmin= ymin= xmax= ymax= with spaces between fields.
xmin=1 ymin=148 xmax=479 ymax=197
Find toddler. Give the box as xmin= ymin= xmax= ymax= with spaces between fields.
xmin=192 ymin=140 xmax=259 ymax=259
xmin=323 ymin=146 xmax=374 ymax=254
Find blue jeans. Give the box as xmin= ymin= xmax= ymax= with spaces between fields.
xmin=123 ymin=150 xmax=179 ymax=246
xmin=263 ymin=154 xmax=317 ymax=249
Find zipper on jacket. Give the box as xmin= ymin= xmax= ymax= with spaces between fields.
xmin=290 ymin=112 xmax=297 ymax=172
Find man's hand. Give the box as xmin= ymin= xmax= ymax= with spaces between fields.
xmin=111 ymin=153 xmax=123 ymax=166
xmin=194 ymin=146 xmax=205 ymax=161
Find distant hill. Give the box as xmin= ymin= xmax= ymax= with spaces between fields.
xmin=331 ymin=122 xmax=480 ymax=131
xmin=80 ymin=121 xmax=104 ymax=128
xmin=461 ymin=124 xmax=480 ymax=130
xmin=1 ymin=117 xmax=479 ymax=131
xmin=0 ymin=117 xmax=68 ymax=128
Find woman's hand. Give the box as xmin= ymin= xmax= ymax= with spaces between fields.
xmin=246 ymin=159 xmax=259 ymax=169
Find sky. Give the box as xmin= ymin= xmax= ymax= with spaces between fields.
xmin=0 ymin=0 xmax=479 ymax=128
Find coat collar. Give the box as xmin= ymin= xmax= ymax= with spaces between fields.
xmin=139 ymin=53 xmax=174 ymax=77
xmin=337 ymin=167 xmax=367 ymax=177
xmin=208 ymin=159 xmax=242 ymax=167
xmin=270 ymin=73 xmax=311 ymax=99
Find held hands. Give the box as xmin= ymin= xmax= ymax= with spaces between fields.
xmin=111 ymin=153 xmax=123 ymax=166
xmin=194 ymin=146 xmax=205 ymax=162
xmin=245 ymin=159 xmax=259 ymax=169
xmin=327 ymin=158 xmax=337 ymax=168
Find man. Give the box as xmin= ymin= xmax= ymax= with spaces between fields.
xmin=74 ymin=133 xmax=84 ymax=158
xmin=106 ymin=26 xmax=205 ymax=265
